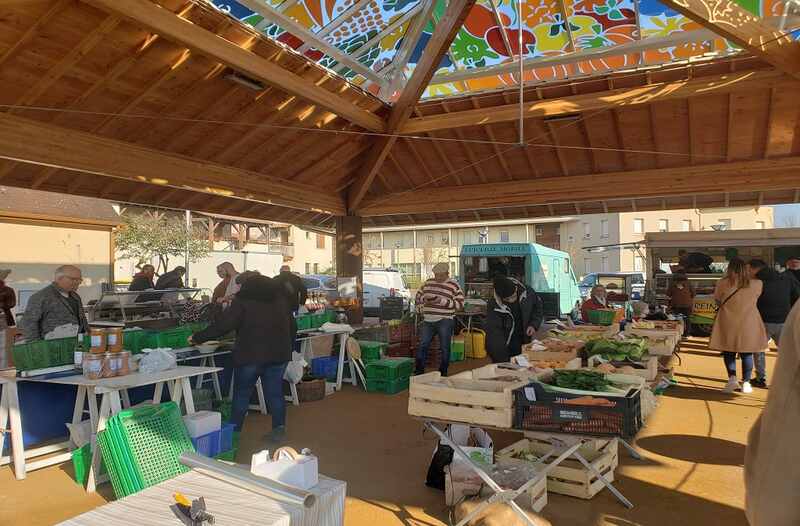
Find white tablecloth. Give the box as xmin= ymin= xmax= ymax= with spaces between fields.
xmin=58 ymin=470 xmax=346 ymax=525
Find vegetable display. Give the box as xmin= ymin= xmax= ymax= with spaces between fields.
xmin=584 ymin=337 xmax=648 ymax=361
xmin=553 ymin=370 xmax=611 ymax=392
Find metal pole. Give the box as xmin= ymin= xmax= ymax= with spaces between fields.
xmin=518 ymin=0 xmax=524 ymax=146
xmin=184 ymin=209 xmax=191 ymax=284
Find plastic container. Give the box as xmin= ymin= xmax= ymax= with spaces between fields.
xmin=183 ymin=411 xmax=222 ymax=439
xmin=296 ymin=314 xmax=313 ymax=330
xmin=366 ymin=376 xmax=410 ymax=394
xmin=358 ymin=340 xmax=387 ymax=363
xmin=312 ymin=312 xmax=328 ymax=328
xmin=365 ymin=358 xmax=414 ymax=380
xmin=215 ymin=447 xmax=238 ymax=462
xmin=71 ymin=443 xmax=106 ymax=485
xmin=311 ymin=356 xmax=339 ymax=380
xmin=587 ymin=309 xmax=616 ymax=326
xmin=191 ymin=423 xmax=234 ymax=457
xmin=152 ymin=327 xmax=193 ymax=349
xmin=89 ymin=328 xmax=107 ymax=354
xmin=450 ymin=337 xmax=466 ymax=362
xmin=462 ymin=328 xmax=486 ymax=359
xmin=106 ymin=327 xmax=124 ymax=353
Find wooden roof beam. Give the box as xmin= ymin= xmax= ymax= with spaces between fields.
xmin=658 ymin=0 xmax=800 ymax=79
xmin=356 ymin=156 xmax=800 ymax=215
xmin=402 ymin=69 xmax=795 ymax=133
xmin=84 ymin=0 xmax=385 ymax=132
xmin=345 ymin=0 xmax=477 ymax=212
xmin=0 ymin=113 xmax=345 ymax=215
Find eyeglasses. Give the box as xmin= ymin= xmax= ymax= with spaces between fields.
xmin=63 ymin=276 xmax=83 ymax=283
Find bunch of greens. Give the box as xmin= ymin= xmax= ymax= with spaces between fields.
xmin=583 ymin=337 xmax=648 ymax=361
xmin=553 ymin=370 xmax=611 ymax=392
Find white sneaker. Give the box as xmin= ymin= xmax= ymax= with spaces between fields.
xmin=723 ymin=377 xmax=740 ymax=393
xmin=742 ymin=381 xmax=753 ymax=394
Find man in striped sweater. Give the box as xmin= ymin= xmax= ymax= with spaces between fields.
xmin=415 ymin=262 xmax=465 ymax=376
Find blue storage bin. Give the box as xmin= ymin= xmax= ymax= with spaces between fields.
xmin=191 ymin=423 xmax=235 ymax=458
xmin=311 ymin=356 xmax=339 ymax=380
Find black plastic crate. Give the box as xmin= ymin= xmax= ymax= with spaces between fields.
xmin=513 ymin=383 xmax=642 ymax=438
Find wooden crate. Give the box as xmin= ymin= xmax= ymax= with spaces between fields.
xmin=614 ymin=355 xmax=658 ymax=381
xmin=626 ymin=328 xmax=679 ymax=356
xmin=522 ymin=349 xmax=581 ymax=370
xmin=496 ymin=438 xmax=619 ymax=499
xmin=445 ymin=465 xmax=548 ymax=513
xmin=453 ymin=363 xmax=540 ymax=383
xmin=408 ymin=372 xmax=527 ymax=428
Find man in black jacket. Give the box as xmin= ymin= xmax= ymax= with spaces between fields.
xmin=485 ymin=276 xmax=543 ymax=363
xmin=274 ymin=265 xmax=308 ymax=312
xmin=128 ymin=265 xmax=155 ymax=291
xmin=155 ymin=266 xmax=185 ymax=289
xmin=749 ymin=259 xmax=800 ymax=388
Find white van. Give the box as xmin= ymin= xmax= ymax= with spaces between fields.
xmin=362 ymin=268 xmax=412 ymax=317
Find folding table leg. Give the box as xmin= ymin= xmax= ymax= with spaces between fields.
xmin=120 ymin=389 xmax=131 ymax=409
xmin=180 ymin=378 xmax=196 ymax=414
xmin=0 ymin=381 xmax=25 ymax=480
xmin=0 ymin=386 xmax=8 ymax=465
xmin=152 ymin=382 xmax=164 ymax=404
xmin=195 ymin=357 xmax=208 ymax=389
xmin=71 ymin=386 xmax=87 ymax=425
xmin=617 ymin=438 xmax=642 ymax=460
xmin=255 ymin=378 xmax=267 ymax=415
xmin=573 ymin=451 xmax=633 ymax=509
xmin=209 ymin=356 xmax=222 ymax=400
xmin=171 ymin=379 xmax=184 ymax=412
xmin=86 ymin=393 xmax=110 ymax=493
xmin=290 ymin=382 xmax=299 ymax=406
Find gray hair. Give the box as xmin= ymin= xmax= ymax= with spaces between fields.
xmin=54 ymin=265 xmax=80 ymax=279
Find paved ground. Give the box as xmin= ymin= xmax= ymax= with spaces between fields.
xmin=0 ymin=337 xmax=769 ymax=525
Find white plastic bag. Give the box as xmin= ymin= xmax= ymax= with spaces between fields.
xmin=139 ymin=349 xmax=177 ymax=374
xmin=283 ymin=352 xmax=307 ymax=385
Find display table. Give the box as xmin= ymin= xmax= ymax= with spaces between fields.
xmin=0 ymin=375 xmax=24 ymax=480
xmin=58 ymin=470 xmax=346 ymax=526
xmin=24 ymin=366 xmax=221 ymax=492
xmin=297 ymin=328 xmax=355 ymax=391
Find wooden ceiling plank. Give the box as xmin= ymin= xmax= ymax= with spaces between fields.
xmin=403 ymin=70 xmax=795 ymax=133
xmin=546 ymin=122 xmax=569 ymax=176
xmin=84 ymin=0 xmax=385 ymax=132
xmin=0 ymin=0 xmax=72 ymax=69
xmin=346 ymin=0 xmax=477 ymax=211
xmin=356 ymin=156 xmax=800 ymax=215
xmin=0 ymin=113 xmax=345 ymax=214
xmin=442 ymin=102 xmax=489 ymax=183
xmin=764 ymin=86 xmax=799 ymax=157
xmin=658 ymin=0 xmax=800 ymax=79
xmin=471 ymin=99 xmax=514 ymax=180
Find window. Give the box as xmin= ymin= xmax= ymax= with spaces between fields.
xmin=305 ymin=263 xmax=311 ymax=274
xmin=600 ymin=219 xmax=609 ymax=238
xmin=563 ymin=259 xmax=569 ymax=274
xmin=316 ymin=234 xmax=326 ymax=249
xmin=601 ymin=256 xmax=608 ymax=272
xmin=302 ymin=277 xmax=320 ymax=288
xmin=305 ymin=231 xmax=311 ymax=240
xmin=718 ymin=218 xmax=732 ymax=230
xmin=535 ymin=225 xmax=544 ymax=236
xmin=681 ymin=219 xmax=692 ymax=232
xmin=634 ymin=256 xmax=644 ymax=272
xmin=313 ymin=263 xmax=319 ymax=274
xmin=499 ymin=230 xmax=510 ymax=243
xmin=584 ymin=258 xmax=591 ymax=274
xmin=583 ymin=223 xmax=591 ymax=239
xmin=633 ymin=218 xmax=644 ymax=234
xmin=756 ymin=221 xmax=765 ymax=229
xmin=658 ymin=219 xmax=669 ymax=232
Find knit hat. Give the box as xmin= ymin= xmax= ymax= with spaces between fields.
xmin=493 ymin=276 xmax=516 ymax=299
xmin=432 ymin=263 xmax=449 ymax=274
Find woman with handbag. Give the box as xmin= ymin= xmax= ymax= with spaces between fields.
xmin=710 ymin=258 xmax=768 ymax=394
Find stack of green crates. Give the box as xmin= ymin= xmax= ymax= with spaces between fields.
xmin=365 ymin=358 xmax=414 ymax=394
xmin=359 ymin=340 xmax=387 ymax=364
xmin=151 ymin=326 xmax=194 ymax=349
xmin=296 ymin=314 xmax=313 ymax=330
xmin=12 ymin=337 xmax=76 ymax=372
xmin=97 ymin=402 xmax=195 ymax=498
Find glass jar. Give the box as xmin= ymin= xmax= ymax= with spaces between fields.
xmin=82 ymin=354 xmax=103 ymax=380
xmin=106 ymin=327 xmax=124 ymax=353
xmin=89 ymin=328 xmax=106 ymax=354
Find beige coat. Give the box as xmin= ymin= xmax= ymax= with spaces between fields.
xmin=709 ymin=277 xmax=768 ymax=353
xmin=745 ymin=302 xmax=800 ymax=525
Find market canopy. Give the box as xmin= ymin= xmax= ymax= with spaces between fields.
xmin=0 ymin=0 xmax=799 ymax=228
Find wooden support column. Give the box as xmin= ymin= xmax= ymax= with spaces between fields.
xmin=336 ymin=216 xmax=364 ymax=324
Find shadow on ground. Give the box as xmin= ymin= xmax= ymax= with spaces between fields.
xmin=636 ymin=434 xmax=745 ymax=466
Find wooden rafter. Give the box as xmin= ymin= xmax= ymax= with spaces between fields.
xmin=356 ymin=156 xmax=800 ymax=215
xmin=297 ymin=0 xmax=373 ymax=52
xmin=0 ymin=113 xmax=345 ymax=215
xmin=546 ymin=122 xmax=570 ymax=176
xmin=84 ymin=0 xmax=385 ymax=132
xmin=345 ymin=0 xmax=477 ymax=212
xmin=402 ymin=69 xmax=794 ymax=133
xmin=384 ymin=0 xmax=437 ymax=98
xmin=659 ymin=0 xmax=800 ymax=79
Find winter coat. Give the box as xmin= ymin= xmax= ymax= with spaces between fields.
xmin=0 ymin=281 xmax=15 ymax=327
xmin=755 ymin=268 xmax=800 ymax=324
xmin=155 ymin=269 xmax=184 ymax=290
xmin=19 ymin=284 xmax=88 ymax=341
xmin=128 ymin=272 xmax=155 ymax=291
xmin=580 ymin=297 xmax=607 ymax=322
xmin=485 ymin=281 xmax=543 ymax=363
xmin=709 ymin=277 xmax=768 ymax=353
xmin=745 ymin=302 xmax=800 ymax=526
xmin=274 ymin=271 xmax=308 ymax=311
xmin=192 ymin=277 xmax=295 ymax=367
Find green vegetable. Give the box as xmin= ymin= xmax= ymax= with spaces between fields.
xmin=584 ymin=337 xmax=647 ymax=361
xmin=553 ymin=370 xmax=611 ymax=392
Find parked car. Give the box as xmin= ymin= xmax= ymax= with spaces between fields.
xmin=301 ymin=274 xmax=339 ymax=302
xmin=578 ymin=272 xmax=645 ymax=300
xmin=363 ymin=268 xmax=412 ymax=317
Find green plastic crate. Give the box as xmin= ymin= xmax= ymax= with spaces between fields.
xmin=11 ymin=343 xmax=32 ymax=371
xmin=358 ymin=340 xmax=387 ymax=363
xmin=366 ymin=376 xmax=409 ymax=395
xmin=150 ymin=327 xmax=193 ymax=349
xmin=213 ymin=399 xmax=232 ymax=423
xmin=312 ymin=313 xmax=328 ymax=328
xmin=296 ymin=315 xmax=313 ymax=330
xmin=215 ymin=448 xmax=238 ymax=462
xmin=365 ymin=358 xmax=414 ymax=380
xmin=122 ymin=329 xmax=153 ymax=354
xmin=450 ymin=339 xmax=465 ymax=362
xmin=587 ymin=309 xmax=616 ymax=326
xmin=71 ymin=443 xmax=106 ymax=486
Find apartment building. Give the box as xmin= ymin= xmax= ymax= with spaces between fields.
xmin=561 ymin=207 xmax=775 ymax=277
xmin=289 ymin=226 xmax=335 ymax=275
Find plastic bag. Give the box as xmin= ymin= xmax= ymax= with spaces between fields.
xmin=283 ymin=352 xmax=307 ymax=385
xmin=139 ymin=349 xmax=177 ymax=374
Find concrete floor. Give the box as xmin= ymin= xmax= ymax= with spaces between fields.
xmin=0 ymin=337 xmax=769 ymax=525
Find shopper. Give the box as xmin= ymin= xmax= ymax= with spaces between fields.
xmin=191 ymin=275 xmax=295 ymax=441
xmin=0 ymin=269 xmax=15 ymax=363
xmin=745 ymin=302 xmax=800 ymax=526
xmin=128 ymin=264 xmax=156 ymax=291
xmin=785 ymin=256 xmax=800 ymax=283
xmin=212 ymin=262 xmax=240 ymax=311
xmin=709 ymin=258 xmax=768 ymax=394
xmin=485 ymin=276 xmax=543 ymax=363
xmin=580 ymin=285 xmax=608 ymax=322
xmin=667 ymin=273 xmax=694 ymax=337
xmin=274 ymin=265 xmax=307 ymax=312
xmin=20 ymin=265 xmax=88 ymax=341
xmin=747 ymin=258 xmax=800 ymax=388
xmin=414 ymin=262 xmax=464 ymax=376
xmin=155 ymin=265 xmax=185 ymax=289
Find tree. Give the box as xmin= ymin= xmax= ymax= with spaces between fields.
xmin=116 ymin=212 xmax=209 ymax=274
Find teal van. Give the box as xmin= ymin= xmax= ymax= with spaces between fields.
xmin=459 ymin=243 xmax=581 ymax=317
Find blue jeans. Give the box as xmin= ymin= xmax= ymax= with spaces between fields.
xmin=755 ymin=322 xmax=783 ymax=380
xmin=231 ymin=362 xmax=288 ymax=432
xmin=416 ymin=318 xmax=455 ymax=375
xmin=723 ymin=352 xmax=753 ymax=382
